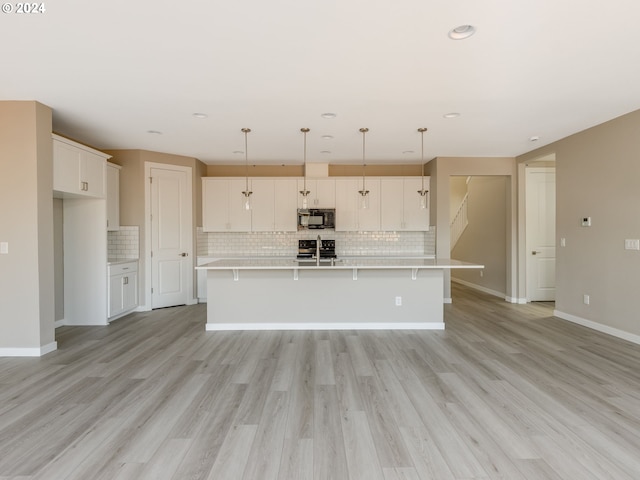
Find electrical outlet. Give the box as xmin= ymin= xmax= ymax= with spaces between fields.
xmin=395 ymin=296 xmax=402 ymax=306
xmin=581 ymin=217 xmax=591 ymax=227
xmin=560 ymin=237 xmax=566 ymax=247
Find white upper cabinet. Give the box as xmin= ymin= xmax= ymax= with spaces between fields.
xmin=251 ymin=178 xmax=298 ymax=232
xmin=274 ymin=178 xmax=298 ymax=231
xmin=335 ymin=177 xmax=380 ymax=231
xmin=53 ymin=134 xmax=110 ymax=198
xmin=203 ymin=177 xmax=299 ymax=232
xmin=202 ymin=177 xmax=252 ymax=232
xmin=297 ymin=178 xmax=335 ymax=208
xmin=250 ymin=178 xmax=275 ymax=232
xmin=106 ymin=163 xmax=121 ymax=231
xmin=380 ymin=177 xmax=430 ymax=231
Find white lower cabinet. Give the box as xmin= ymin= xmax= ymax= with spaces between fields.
xmin=108 ymin=261 xmax=138 ymax=320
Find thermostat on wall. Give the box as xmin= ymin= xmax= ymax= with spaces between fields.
xmin=581 ymin=217 xmax=592 ymax=227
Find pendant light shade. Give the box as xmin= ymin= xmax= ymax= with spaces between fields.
xmin=299 ymin=127 xmax=311 ymax=209
xmin=241 ymin=128 xmax=252 ymax=210
xmin=359 ymin=127 xmax=370 ymax=209
xmin=417 ymin=127 xmax=429 ymax=209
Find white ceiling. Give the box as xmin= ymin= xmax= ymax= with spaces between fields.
xmin=3 ymin=0 xmax=640 ymax=165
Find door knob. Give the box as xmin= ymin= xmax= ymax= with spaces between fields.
xmin=179 ymin=252 xmax=188 ymax=257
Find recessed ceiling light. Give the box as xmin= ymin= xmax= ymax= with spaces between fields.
xmin=321 ymin=135 xmax=334 ymax=140
xmin=443 ymin=112 xmax=461 ymax=118
xmin=448 ymin=25 xmax=476 ymax=40
xmin=529 ymin=136 xmax=540 ymax=142
xmin=192 ymin=113 xmax=208 ymax=119
xmin=320 ymin=113 xmax=337 ymax=119
xmin=147 ymin=130 xmax=162 ymax=135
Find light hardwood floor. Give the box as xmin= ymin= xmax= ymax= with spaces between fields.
xmin=1 ymin=283 xmax=640 ymax=479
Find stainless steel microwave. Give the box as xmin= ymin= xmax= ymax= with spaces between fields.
xmin=297 ymin=208 xmax=335 ymax=230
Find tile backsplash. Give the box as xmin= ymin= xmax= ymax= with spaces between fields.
xmin=107 ymin=226 xmax=139 ymax=260
xmin=197 ymin=228 xmax=435 ymax=258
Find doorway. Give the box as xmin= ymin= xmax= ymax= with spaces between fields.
xmin=144 ymin=162 xmax=193 ymax=309
xmin=449 ymin=175 xmax=509 ymax=299
xmin=525 ymin=166 xmax=556 ymax=301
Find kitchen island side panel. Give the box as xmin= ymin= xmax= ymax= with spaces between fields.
xmin=205 ymin=268 xmax=443 ymax=329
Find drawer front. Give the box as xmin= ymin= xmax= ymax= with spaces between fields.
xmin=108 ymin=261 xmax=138 ymax=276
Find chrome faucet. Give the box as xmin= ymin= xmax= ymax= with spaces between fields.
xmin=316 ymin=235 xmax=321 ymax=266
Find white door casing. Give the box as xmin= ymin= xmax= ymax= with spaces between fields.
xmin=526 ymin=167 xmax=556 ymax=301
xmin=145 ymin=163 xmax=193 ymax=309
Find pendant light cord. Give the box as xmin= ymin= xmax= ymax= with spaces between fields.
xmin=360 ymin=127 xmax=369 ymax=191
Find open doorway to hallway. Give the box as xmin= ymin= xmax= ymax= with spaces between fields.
xmin=449 ymin=175 xmax=509 ymax=299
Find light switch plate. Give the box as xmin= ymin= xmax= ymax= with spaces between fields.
xmin=0 ymin=242 xmax=8 ymax=254
xmin=625 ymin=239 xmax=640 ymax=250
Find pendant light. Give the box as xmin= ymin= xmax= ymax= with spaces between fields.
xmin=299 ymin=127 xmax=311 ymax=209
xmin=417 ymin=127 xmax=429 ymax=209
xmin=241 ymin=128 xmax=252 ymax=210
xmin=358 ymin=127 xmax=370 ymax=209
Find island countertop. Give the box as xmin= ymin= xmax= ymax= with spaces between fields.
xmin=196 ymin=257 xmax=483 ymax=271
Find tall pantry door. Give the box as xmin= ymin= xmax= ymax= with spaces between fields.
xmin=149 ymin=164 xmax=192 ymax=309
xmin=526 ymin=167 xmax=556 ymax=301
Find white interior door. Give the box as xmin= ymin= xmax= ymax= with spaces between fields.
xmin=526 ymin=167 xmax=556 ymax=301
xmin=149 ymin=165 xmax=192 ymax=309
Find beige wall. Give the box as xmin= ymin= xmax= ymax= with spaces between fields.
xmin=449 ymin=176 xmax=468 ymax=220
xmin=426 ymin=156 xmax=517 ymax=300
xmin=53 ymin=198 xmax=64 ymax=321
xmin=0 ymin=101 xmax=55 ymax=351
xmin=206 ymin=163 xmax=424 ymax=177
xmin=451 ymin=176 xmax=508 ymax=295
xmin=518 ymin=109 xmax=640 ymax=338
xmin=105 ymin=149 xmax=206 ymax=307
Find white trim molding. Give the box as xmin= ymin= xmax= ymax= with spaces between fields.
xmin=452 ymin=277 xmax=506 ymax=300
xmin=206 ymin=322 xmax=445 ymax=331
xmin=506 ymin=296 xmax=528 ymax=304
xmin=0 ymin=341 xmax=57 ymax=357
xmin=554 ymin=310 xmax=640 ymax=346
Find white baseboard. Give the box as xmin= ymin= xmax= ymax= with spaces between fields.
xmin=554 ymin=310 xmax=640 ymax=346
xmin=206 ymin=322 xmax=445 ymax=331
xmin=444 ymin=298 xmax=452 ymax=304
xmin=0 ymin=341 xmax=57 ymax=357
xmin=506 ymin=297 xmax=528 ymax=304
xmin=54 ymin=319 xmax=66 ymax=329
xmin=452 ymin=277 xmax=506 ymax=300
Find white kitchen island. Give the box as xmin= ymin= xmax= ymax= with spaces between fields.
xmin=196 ymin=257 xmax=483 ymax=330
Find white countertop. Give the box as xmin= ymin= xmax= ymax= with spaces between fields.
xmin=196 ymin=257 xmax=483 ymax=270
xmin=107 ymin=258 xmax=138 ymax=266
